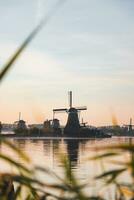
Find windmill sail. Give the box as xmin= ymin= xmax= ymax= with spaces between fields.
xmin=53 ymin=108 xmax=68 ymax=112
xmin=69 ymin=91 xmax=73 ymax=108
xmin=75 ymin=106 xmax=87 ymax=111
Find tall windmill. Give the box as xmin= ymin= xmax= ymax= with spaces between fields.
xmin=53 ymin=91 xmax=87 ymax=136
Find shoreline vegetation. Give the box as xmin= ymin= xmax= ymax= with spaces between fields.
xmin=0 ymin=129 xmax=112 ymax=138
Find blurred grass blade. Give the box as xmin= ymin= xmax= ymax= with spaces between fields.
xmin=92 ymin=144 xmax=134 ymax=152
xmin=2 ymin=139 xmax=30 ymax=162
xmin=0 ymin=0 xmax=65 ymax=83
xmin=90 ymin=152 xmax=119 ymax=160
xmin=0 ymin=154 xmax=31 ymax=174
xmin=12 ymin=175 xmax=45 ymax=187
xmin=14 ymin=186 xmax=21 ymax=200
xmin=36 ymin=166 xmax=65 ymax=182
xmin=95 ymin=168 xmax=126 ymax=183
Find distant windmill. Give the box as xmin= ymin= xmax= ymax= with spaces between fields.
xmin=53 ymin=91 xmax=87 ymax=136
xmin=123 ymin=118 xmax=134 ymax=132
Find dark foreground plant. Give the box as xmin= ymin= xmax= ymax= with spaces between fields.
xmin=90 ymin=141 xmax=134 ymax=200
xmin=0 ymin=138 xmax=103 ymax=200
xmin=0 ymin=138 xmax=134 ymax=200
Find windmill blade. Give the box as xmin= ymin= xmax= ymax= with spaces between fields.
xmin=68 ymin=91 xmax=73 ymax=108
xmin=76 ymin=106 xmax=87 ymax=111
xmin=53 ymin=108 xmax=68 ymax=113
xmin=14 ymin=121 xmax=19 ymax=124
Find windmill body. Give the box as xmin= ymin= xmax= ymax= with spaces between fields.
xmin=64 ymin=107 xmax=80 ymax=136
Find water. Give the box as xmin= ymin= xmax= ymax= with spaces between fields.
xmin=0 ymin=136 xmax=132 ymax=199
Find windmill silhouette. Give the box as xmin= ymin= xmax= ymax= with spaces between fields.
xmin=53 ymin=91 xmax=87 ymax=136
xmin=123 ymin=118 xmax=134 ymax=132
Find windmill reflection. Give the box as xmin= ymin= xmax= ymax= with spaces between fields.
xmin=65 ymin=139 xmax=80 ymax=168
xmin=41 ymin=139 xmax=88 ymax=169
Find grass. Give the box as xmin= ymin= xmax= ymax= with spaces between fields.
xmin=0 ymin=138 xmax=134 ymax=199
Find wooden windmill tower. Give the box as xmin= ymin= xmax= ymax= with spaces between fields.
xmin=53 ymin=91 xmax=87 ymax=136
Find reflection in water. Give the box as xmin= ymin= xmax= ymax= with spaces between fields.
xmin=66 ymin=139 xmax=79 ymax=168
xmin=43 ymin=140 xmax=51 ymax=157
xmin=5 ymin=137 xmax=133 ymax=172
xmin=0 ymin=137 xmax=133 ymax=199
xmin=0 ymin=140 xmax=2 ymax=152
xmin=12 ymin=138 xmax=131 ymax=171
xmin=14 ymin=139 xmax=26 ymax=149
xmin=43 ymin=139 xmax=61 ymax=168
xmin=41 ymin=139 xmax=82 ymax=169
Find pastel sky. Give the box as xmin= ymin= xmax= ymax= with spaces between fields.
xmin=0 ymin=0 xmax=134 ymax=126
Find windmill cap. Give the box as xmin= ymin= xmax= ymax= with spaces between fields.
xmin=68 ymin=107 xmax=77 ymax=112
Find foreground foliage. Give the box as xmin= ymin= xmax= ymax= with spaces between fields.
xmin=0 ymin=138 xmax=134 ymax=200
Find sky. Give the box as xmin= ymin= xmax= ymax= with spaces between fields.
xmin=0 ymin=0 xmax=134 ymax=126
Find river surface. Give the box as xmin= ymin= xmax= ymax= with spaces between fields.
xmin=0 ymin=136 xmax=132 ymax=199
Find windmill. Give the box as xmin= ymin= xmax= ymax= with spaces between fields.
xmin=13 ymin=112 xmax=27 ymax=130
xmin=123 ymin=118 xmax=134 ymax=132
xmin=53 ymin=91 xmax=87 ymax=136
